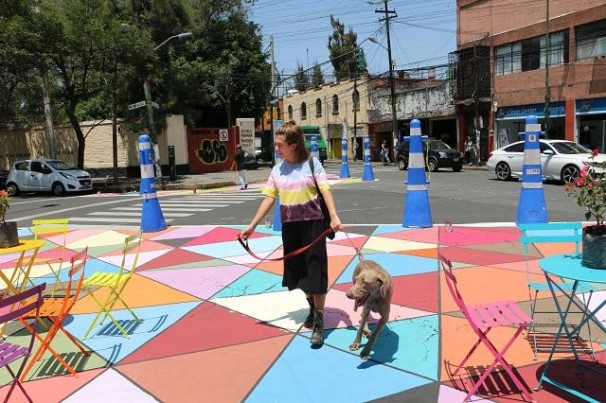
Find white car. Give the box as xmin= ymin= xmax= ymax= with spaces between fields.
xmin=487 ymin=140 xmax=606 ymax=183
xmin=6 ymin=159 xmax=92 ymax=196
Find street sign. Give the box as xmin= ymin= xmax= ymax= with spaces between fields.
xmin=219 ymin=129 xmax=228 ymax=141
xmin=151 ymin=101 xmax=160 ymax=109
xmin=128 ymin=100 xmax=146 ymax=111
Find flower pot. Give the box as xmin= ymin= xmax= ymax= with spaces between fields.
xmin=0 ymin=221 xmax=19 ymax=248
xmin=582 ymin=225 xmax=606 ymax=269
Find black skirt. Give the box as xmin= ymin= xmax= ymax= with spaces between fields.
xmin=281 ymin=219 xmax=328 ymax=294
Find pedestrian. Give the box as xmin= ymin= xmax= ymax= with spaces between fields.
xmin=352 ymin=140 xmax=359 ymax=161
xmin=238 ymin=120 xmax=342 ymax=347
xmin=231 ymin=144 xmax=248 ymax=190
xmin=464 ymin=138 xmax=473 ymax=165
xmin=380 ymin=140 xmax=390 ymax=165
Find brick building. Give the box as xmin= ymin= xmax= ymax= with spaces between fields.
xmin=452 ymin=0 xmax=606 ymax=157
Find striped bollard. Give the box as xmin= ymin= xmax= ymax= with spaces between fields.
xmin=339 ymin=136 xmax=350 ymax=178
xmin=516 ymin=115 xmax=548 ymax=224
xmin=311 ymin=135 xmax=319 ymax=161
xmin=403 ymin=119 xmax=432 ymax=227
xmin=272 ymin=149 xmax=282 ymax=232
xmin=361 ymin=135 xmax=375 ymax=181
xmin=138 ymin=134 xmax=166 ymax=232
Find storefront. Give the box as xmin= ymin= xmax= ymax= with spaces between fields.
xmin=495 ymin=102 xmax=566 ymax=146
xmin=577 ymin=98 xmax=606 ymax=153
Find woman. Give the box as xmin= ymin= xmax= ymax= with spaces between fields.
xmin=239 ymin=120 xmax=342 ymax=347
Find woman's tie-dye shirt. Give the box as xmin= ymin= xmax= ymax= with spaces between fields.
xmin=262 ymin=157 xmax=330 ymax=223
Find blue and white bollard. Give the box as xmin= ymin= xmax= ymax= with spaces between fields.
xmin=138 ymin=134 xmax=166 ymax=232
xmin=516 ymin=115 xmax=548 ymax=224
xmin=403 ymin=119 xmax=432 ymax=228
xmin=339 ymin=136 xmax=350 ymax=178
xmin=361 ymin=135 xmax=375 ymax=181
xmin=272 ymin=149 xmax=283 ymax=232
xmin=311 ymin=135 xmax=319 ymax=161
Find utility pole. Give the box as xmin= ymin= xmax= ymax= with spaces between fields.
xmin=41 ymin=67 xmax=56 ymax=160
xmin=544 ymin=0 xmax=551 ymax=137
xmin=270 ymin=35 xmax=277 ymax=165
xmin=473 ymin=44 xmax=481 ymax=165
xmin=376 ymin=1 xmax=398 ymax=160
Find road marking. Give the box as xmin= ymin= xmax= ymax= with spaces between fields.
xmin=69 ymin=217 xmax=174 ymax=223
xmin=87 ymin=211 xmax=191 ymax=218
xmin=113 ymin=207 xmax=213 ymax=212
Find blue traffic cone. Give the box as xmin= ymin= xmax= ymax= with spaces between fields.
xmin=339 ymin=136 xmax=350 ymax=178
xmin=362 ymin=135 xmax=375 ymax=181
xmin=311 ymin=136 xmax=319 ymax=161
xmin=516 ymin=115 xmax=548 ymax=224
xmin=403 ymin=119 xmax=432 ymax=228
xmin=138 ymin=134 xmax=166 ymax=232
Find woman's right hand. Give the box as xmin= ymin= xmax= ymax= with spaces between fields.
xmin=239 ymin=225 xmax=255 ymax=241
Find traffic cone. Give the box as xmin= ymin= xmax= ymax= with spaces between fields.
xmin=138 ymin=134 xmax=167 ymax=232
xmin=516 ymin=115 xmax=548 ymax=224
xmin=403 ymin=119 xmax=432 ymax=228
xmin=362 ymin=135 xmax=375 ymax=181
xmin=339 ymin=136 xmax=351 ymax=178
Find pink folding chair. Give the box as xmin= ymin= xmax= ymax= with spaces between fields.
xmin=0 ymin=284 xmax=45 ymax=402
xmin=439 ymin=253 xmax=534 ymax=402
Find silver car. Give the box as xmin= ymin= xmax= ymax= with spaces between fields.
xmin=487 ymin=140 xmax=606 ymax=183
xmin=6 ymin=159 xmax=92 ymax=196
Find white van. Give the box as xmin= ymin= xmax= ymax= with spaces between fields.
xmin=6 ymin=159 xmax=92 ymax=196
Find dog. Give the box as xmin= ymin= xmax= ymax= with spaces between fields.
xmin=345 ymin=259 xmax=393 ymax=360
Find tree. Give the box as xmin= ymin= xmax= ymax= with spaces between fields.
xmin=327 ymin=15 xmax=358 ymax=81
xmin=294 ymin=63 xmax=310 ymax=91
xmin=311 ymin=63 xmax=325 ymax=87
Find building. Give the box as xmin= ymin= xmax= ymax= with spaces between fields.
xmin=453 ymin=0 xmax=606 ymax=157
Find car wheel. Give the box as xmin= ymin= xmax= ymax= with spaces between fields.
xmin=495 ymin=162 xmax=511 ymax=181
xmin=52 ymin=182 xmax=65 ymax=196
xmin=397 ymin=158 xmax=407 ymax=171
xmin=452 ymin=165 xmax=462 ymax=172
xmin=428 ymin=158 xmax=439 ymax=172
xmin=561 ymin=165 xmax=580 ymax=183
xmin=7 ymin=183 xmax=18 ymax=196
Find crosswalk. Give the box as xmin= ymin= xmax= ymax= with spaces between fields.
xmin=68 ymin=190 xmax=266 ymax=225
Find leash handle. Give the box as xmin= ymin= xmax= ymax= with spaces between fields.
xmin=237 ymin=227 xmax=335 ymax=261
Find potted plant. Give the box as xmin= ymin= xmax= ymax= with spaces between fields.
xmin=0 ymin=189 xmax=19 ymax=248
xmin=565 ymin=149 xmax=606 ymax=269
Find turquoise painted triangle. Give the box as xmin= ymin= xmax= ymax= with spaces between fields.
xmin=212 ymin=268 xmax=286 ymax=299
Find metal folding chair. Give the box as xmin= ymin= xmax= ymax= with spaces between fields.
xmin=31 ymin=218 xmax=70 ymax=296
xmin=18 ymin=248 xmax=90 ymax=380
xmin=518 ymin=222 xmax=597 ymax=358
xmin=439 ymin=253 xmax=534 ymax=402
xmin=0 ymin=284 xmax=45 ymax=402
xmin=82 ymin=234 xmax=142 ymax=339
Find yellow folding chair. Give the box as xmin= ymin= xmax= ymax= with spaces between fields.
xmin=82 ymin=234 xmax=142 ymax=339
xmin=30 ymin=218 xmax=70 ymax=295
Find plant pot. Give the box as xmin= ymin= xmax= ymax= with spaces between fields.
xmin=582 ymin=225 xmax=606 ymax=269
xmin=0 ymin=221 xmax=20 ymax=248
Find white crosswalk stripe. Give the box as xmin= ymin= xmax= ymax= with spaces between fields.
xmin=68 ymin=190 xmax=265 ymax=225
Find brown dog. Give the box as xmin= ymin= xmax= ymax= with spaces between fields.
xmin=345 ymin=259 xmax=393 ymax=360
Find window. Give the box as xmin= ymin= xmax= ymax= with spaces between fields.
xmin=301 ymin=102 xmax=307 ymax=120
xmin=577 ymin=19 xmax=606 ymax=60
xmin=315 ymin=98 xmax=322 ymax=117
xmin=495 ymin=31 xmax=568 ymax=75
xmin=332 ymin=95 xmax=339 ymax=115
xmin=352 ymin=90 xmax=360 ymax=111
xmin=288 ymin=105 xmax=293 ymax=119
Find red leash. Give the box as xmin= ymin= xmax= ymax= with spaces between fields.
xmin=237 ymin=227 xmax=335 ymax=261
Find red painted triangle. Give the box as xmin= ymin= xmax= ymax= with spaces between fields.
xmin=182 ymin=227 xmax=269 ymax=247
xmin=136 ymin=248 xmax=214 ymax=271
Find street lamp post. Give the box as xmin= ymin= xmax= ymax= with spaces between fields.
xmin=144 ymin=32 xmax=193 ymax=184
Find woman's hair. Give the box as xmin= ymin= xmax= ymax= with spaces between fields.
xmin=276 ymin=120 xmax=309 ymax=162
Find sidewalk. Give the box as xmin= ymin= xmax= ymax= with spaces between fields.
xmin=0 ymin=222 xmax=604 ymax=402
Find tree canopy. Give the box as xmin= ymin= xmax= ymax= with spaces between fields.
xmin=327 ymin=15 xmax=359 ymax=82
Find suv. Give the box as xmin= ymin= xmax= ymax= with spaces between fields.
xmin=6 ymin=159 xmax=92 ymax=196
xmin=396 ymin=138 xmax=463 ymax=172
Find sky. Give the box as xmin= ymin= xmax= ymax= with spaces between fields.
xmin=249 ymin=0 xmax=457 ymax=83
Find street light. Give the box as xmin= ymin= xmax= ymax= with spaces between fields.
xmin=144 ymin=32 xmax=193 ymax=184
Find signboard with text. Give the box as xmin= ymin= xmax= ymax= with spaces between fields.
xmin=236 ymin=118 xmax=255 ymax=155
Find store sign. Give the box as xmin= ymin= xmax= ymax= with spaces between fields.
xmin=496 ymin=102 xmax=565 ymax=120
xmin=576 ymin=98 xmax=606 ymax=115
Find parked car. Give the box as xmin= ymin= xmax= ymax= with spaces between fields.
xmin=6 ymin=159 xmax=92 ymax=196
xmin=243 ymin=151 xmax=258 ymax=170
xmin=486 ymin=139 xmax=606 ymax=183
xmin=396 ymin=138 xmax=463 ymax=172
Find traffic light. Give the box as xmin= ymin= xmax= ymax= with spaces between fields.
xmin=356 ymin=48 xmax=367 ymax=72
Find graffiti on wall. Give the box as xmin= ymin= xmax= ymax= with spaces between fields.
xmin=196 ymin=139 xmax=228 ymax=165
